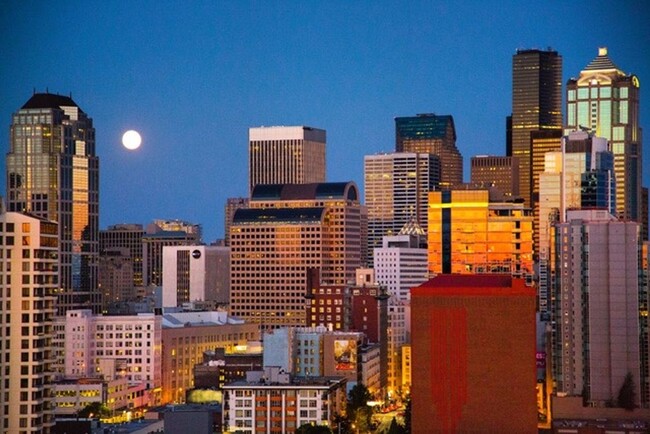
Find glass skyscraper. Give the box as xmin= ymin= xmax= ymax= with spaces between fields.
xmin=566 ymin=47 xmax=642 ymax=222
xmin=395 ymin=114 xmax=462 ymax=189
xmin=512 ymin=49 xmax=563 ymax=207
xmin=6 ymin=92 xmax=100 ymax=314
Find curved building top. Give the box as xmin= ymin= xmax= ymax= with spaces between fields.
xmin=250 ymin=182 xmax=358 ymax=202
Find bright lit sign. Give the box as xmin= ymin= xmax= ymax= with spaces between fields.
xmin=334 ymin=339 xmax=357 ymax=371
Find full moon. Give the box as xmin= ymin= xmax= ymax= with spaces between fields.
xmin=122 ymin=130 xmax=142 ymax=150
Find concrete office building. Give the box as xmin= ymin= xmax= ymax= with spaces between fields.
xmin=143 ymin=222 xmax=201 ymax=287
xmin=224 ymin=197 xmax=249 ymax=246
xmin=248 ymin=126 xmax=326 ymax=195
xmin=537 ymin=131 xmax=615 ymax=313
xmin=230 ymin=182 xmax=364 ymax=328
xmin=428 ymin=189 xmax=534 ymax=280
xmin=566 ymin=47 xmax=642 ymax=222
xmin=0 ymin=212 xmax=58 ymax=433
xmin=99 ymin=247 xmax=135 ymax=310
xmin=395 ymin=114 xmax=462 ymax=189
xmin=161 ymin=245 xmax=230 ymax=308
xmin=100 ymin=223 xmax=145 ymax=287
xmin=470 ymin=155 xmax=519 ymax=198
xmin=411 ymin=275 xmax=537 ymax=433
xmin=511 ymin=49 xmax=563 ymax=207
xmin=551 ymin=210 xmax=646 ymax=407
xmin=60 ymin=310 xmax=162 ymax=391
xmin=364 ymin=152 xmax=439 ymax=265
xmin=262 ymin=327 xmax=380 ymax=395
xmin=6 ymin=92 xmax=100 ymax=314
xmin=160 ymin=311 xmax=260 ymax=404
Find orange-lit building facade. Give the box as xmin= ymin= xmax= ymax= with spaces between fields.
xmin=410 ymin=274 xmax=537 ymax=433
xmin=230 ymin=182 xmax=364 ymax=328
xmin=427 ymin=189 xmax=533 ymax=280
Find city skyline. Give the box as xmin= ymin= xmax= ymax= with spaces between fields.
xmin=2 ymin=2 xmax=649 ymax=241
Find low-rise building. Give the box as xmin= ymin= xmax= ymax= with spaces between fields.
xmin=161 ymin=311 xmax=260 ymax=404
xmin=54 ymin=377 xmax=130 ymax=416
xmin=222 ymin=367 xmax=347 ymax=433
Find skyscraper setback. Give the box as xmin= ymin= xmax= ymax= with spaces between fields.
xmin=511 ymin=49 xmax=562 ymax=207
xmin=6 ymin=93 xmax=100 ymax=314
xmin=248 ymin=126 xmax=326 ymax=195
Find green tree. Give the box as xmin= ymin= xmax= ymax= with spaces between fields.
xmin=347 ymin=384 xmax=373 ymax=433
xmin=403 ymin=398 xmax=411 ymax=434
xmin=77 ymin=401 xmax=110 ymax=418
xmin=617 ymin=372 xmax=637 ymax=411
xmin=386 ymin=417 xmax=406 ymax=434
xmin=296 ymin=423 xmax=333 ymax=434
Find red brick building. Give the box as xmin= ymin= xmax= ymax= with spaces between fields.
xmin=411 ymin=274 xmax=537 ymax=433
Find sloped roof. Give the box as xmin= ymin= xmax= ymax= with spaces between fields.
xmin=21 ymin=93 xmax=78 ymax=110
xmin=583 ymin=48 xmax=622 ymax=72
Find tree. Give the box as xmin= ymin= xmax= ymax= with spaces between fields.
xmin=77 ymin=401 xmax=110 ymax=418
xmin=617 ymin=372 xmax=637 ymax=411
xmin=347 ymin=384 xmax=373 ymax=433
xmin=402 ymin=398 xmax=411 ymax=434
xmin=296 ymin=423 xmax=333 ymax=434
xmin=386 ymin=417 xmax=406 ymax=434
xmin=347 ymin=384 xmax=373 ymax=413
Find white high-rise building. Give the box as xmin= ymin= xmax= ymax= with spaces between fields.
xmin=364 ymin=152 xmax=439 ymax=266
xmin=248 ymin=126 xmax=326 ymax=195
xmin=162 ymin=245 xmax=230 ymax=307
xmin=0 ymin=212 xmax=58 ymax=433
xmin=373 ymin=230 xmax=428 ymax=395
xmin=551 ymin=209 xmax=645 ymax=407
xmin=58 ymin=310 xmax=162 ymax=390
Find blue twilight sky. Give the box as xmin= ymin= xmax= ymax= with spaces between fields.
xmin=2 ymin=1 xmax=649 ymax=242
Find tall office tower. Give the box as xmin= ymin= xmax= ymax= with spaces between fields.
xmin=161 ymin=245 xmax=230 ymax=307
xmin=551 ymin=210 xmax=645 ymax=407
xmin=364 ymin=152 xmax=439 ymax=265
xmin=427 ymin=189 xmax=534 ymax=279
xmin=530 ymin=130 xmax=562 ymax=255
xmin=537 ymin=131 xmax=615 ymax=313
xmin=224 ymin=197 xmax=249 ymax=246
xmin=248 ymin=126 xmax=326 ymax=195
xmin=640 ymin=187 xmax=650 ymax=241
xmin=100 ymin=223 xmax=145 ymax=287
xmin=411 ymin=275 xmax=537 ymax=433
xmin=374 ymin=231 xmax=429 ymax=395
xmin=470 ymin=155 xmax=519 ymax=198
xmin=6 ymin=92 xmax=100 ymax=314
xmin=512 ymin=49 xmax=563 ymax=207
xmin=142 ymin=222 xmax=201 ymax=286
xmin=395 ymin=114 xmax=463 ymax=189
xmin=98 ymin=247 xmax=134 ymax=310
xmin=230 ymin=182 xmax=364 ymax=328
xmin=0 ymin=212 xmax=58 ymax=433
xmin=567 ymin=48 xmax=642 ymax=222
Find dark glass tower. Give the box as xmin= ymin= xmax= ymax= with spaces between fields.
xmin=6 ymin=92 xmax=100 ymax=314
xmin=395 ymin=114 xmax=462 ymax=189
xmin=512 ymin=49 xmax=563 ymax=207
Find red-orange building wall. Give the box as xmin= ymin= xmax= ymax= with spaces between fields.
xmin=411 ymin=274 xmax=537 ymax=433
